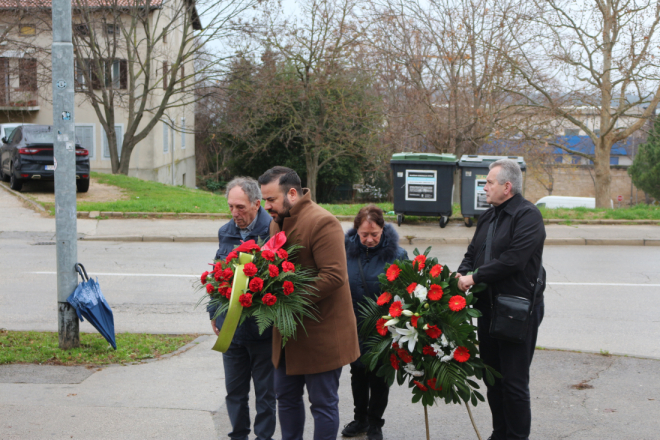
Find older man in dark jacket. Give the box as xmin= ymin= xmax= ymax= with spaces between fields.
xmin=210 ymin=177 xmax=275 ymax=440
xmin=457 ymin=159 xmax=545 ymax=440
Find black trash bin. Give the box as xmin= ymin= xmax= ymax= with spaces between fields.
xmin=390 ymin=152 xmax=457 ymax=228
xmin=458 ymin=155 xmax=526 ymax=227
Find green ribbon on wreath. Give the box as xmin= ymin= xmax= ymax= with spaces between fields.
xmin=212 ymin=252 xmax=255 ymax=353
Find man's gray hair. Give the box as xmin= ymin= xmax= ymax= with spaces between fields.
xmin=489 ymin=159 xmax=523 ymax=195
xmin=225 ymin=177 xmax=262 ymax=204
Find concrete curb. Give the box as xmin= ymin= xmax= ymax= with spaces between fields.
xmin=0 ymin=182 xmax=47 ymax=213
xmin=78 ymin=235 xmax=660 ymax=246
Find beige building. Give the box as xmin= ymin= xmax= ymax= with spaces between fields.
xmin=0 ymin=0 xmax=199 ymax=187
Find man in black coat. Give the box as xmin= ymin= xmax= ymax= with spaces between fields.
xmin=457 ymin=159 xmax=546 ymax=440
xmin=210 ymin=177 xmax=275 ymax=440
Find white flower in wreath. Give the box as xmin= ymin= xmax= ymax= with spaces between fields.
xmin=413 ymin=284 xmax=428 ymax=302
xmin=396 ymin=321 xmax=419 ymax=353
xmin=441 ymin=347 xmax=457 ymax=363
xmin=440 ymin=334 xmax=449 ymax=347
xmin=404 ymin=363 xmax=425 ymax=377
xmin=430 ymin=343 xmax=444 ymax=358
xmin=389 ymin=326 xmax=402 ymax=344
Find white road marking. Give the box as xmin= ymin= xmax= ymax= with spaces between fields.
xmin=25 ymin=272 xmax=660 ymax=286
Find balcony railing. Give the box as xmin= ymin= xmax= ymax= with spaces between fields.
xmin=0 ymin=90 xmax=39 ymax=111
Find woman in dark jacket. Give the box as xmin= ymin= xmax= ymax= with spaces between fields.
xmin=341 ymin=205 xmax=408 ymax=440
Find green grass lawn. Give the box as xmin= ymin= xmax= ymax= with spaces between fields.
xmin=49 ymin=172 xmax=659 ymax=221
xmin=0 ymin=330 xmax=198 ymax=365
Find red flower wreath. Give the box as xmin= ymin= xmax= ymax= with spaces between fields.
xmin=449 ymin=295 xmax=467 ymax=312
xmin=386 ymin=264 xmax=401 ymax=281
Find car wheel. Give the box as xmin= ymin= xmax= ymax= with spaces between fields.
xmin=76 ymin=179 xmax=90 ymax=193
xmin=9 ymin=164 xmax=22 ymax=191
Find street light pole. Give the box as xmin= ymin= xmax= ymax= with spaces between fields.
xmin=52 ymin=0 xmax=79 ymax=348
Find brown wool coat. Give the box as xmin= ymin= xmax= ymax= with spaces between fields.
xmin=270 ymin=189 xmax=360 ymax=375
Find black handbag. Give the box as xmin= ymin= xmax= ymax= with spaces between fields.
xmin=483 ymin=216 xmax=544 ymax=343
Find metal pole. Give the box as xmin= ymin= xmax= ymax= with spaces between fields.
xmin=52 ymin=0 xmax=79 ymax=348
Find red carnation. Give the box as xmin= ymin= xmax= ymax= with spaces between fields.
xmin=425 ymin=325 xmax=442 ymax=339
xmin=389 ymin=301 xmax=403 ymax=318
xmin=261 ymin=250 xmax=275 ymax=261
xmin=392 ymin=342 xmax=400 ymax=350
xmin=283 ymin=281 xmax=294 ymax=295
xmin=430 ymin=264 xmax=443 ymax=278
xmin=214 ymin=271 xmax=224 ymax=282
xmin=413 ymin=254 xmax=426 ymax=271
xmin=427 ymin=378 xmax=442 ymax=391
xmin=282 ymin=261 xmax=295 ymax=273
xmin=377 ymin=291 xmax=392 ymax=306
xmin=397 ymin=349 xmax=413 ymax=364
xmin=414 ymin=380 xmax=428 ymax=392
xmin=386 ymin=264 xmax=401 ymax=282
xmin=222 ymin=268 xmax=234 ymax=280
xmin=268 ymin=264 xmax=280 ymax=278
xmin=249 ymin=277 xmax=264 ymax=292
xmin=206 ymin=283 xmax=215 ymax=294
xmin=454 ymin=346 xmax=470 ymax=363
xmin=428 ymin=284 xmax=443 ymax=301
xmin=243 ymin=262 xmax=258 ymax=277
xmin=239 ymin=293 xmax=252 ymax=307
xmin=234 ymin=240 xmax=261 ymax=254
xmin=449 ymin=295 xmax=467 ymax=312
xmin=201 ymin=271 xmax=209 ymax=284
xmin=219 ymin=286 xmax=232 ymax=299
xmin=226 ymin=251 xmax=238 ymax=263
xmin=406 ymin=283 xmax=417 ymax=294
xmin=277 ymin=248 xmax=288 ymax=260
xmin=213 ymin=262 xmax=223 ymax=272
xmin=376 ymin=318 xmax=388 ymax=336
xmin=262 ymin=293 xmax=277 ymax=306
xmin=390 ymin=353 xmax=400 ymax=370
xmin=422 ymin=345 xmax=437 ymax=356
xmin=411 ymin=316 xmax=419 ymax=328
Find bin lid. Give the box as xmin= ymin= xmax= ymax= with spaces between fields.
xmin=459 ymin=155 xmax=526 ymax=168
xmin=391 ymin=152 xmax=457 ymax=162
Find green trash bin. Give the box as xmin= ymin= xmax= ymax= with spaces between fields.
xmin=458 ymin=155 xmax=526 ymax=227
xmin=390 ymin=152 xmax=457 ymax=228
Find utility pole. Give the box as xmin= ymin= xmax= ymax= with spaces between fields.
xmin=52 ymin=0 xmax=80 ymax=349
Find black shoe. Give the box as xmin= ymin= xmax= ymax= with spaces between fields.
xmin=341 ymin=419 xmax=369 ymax=437
xmin=367 ymin=425 xmax=383 ymax=440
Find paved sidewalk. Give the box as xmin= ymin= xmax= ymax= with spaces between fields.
xmin=2 ymin=187 xmax=659 ymax=245
xmin=1 ymin=336 xmax=659 ymax=439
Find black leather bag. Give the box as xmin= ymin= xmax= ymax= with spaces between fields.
xmin=482 ymin=217 xmax=544 ymax=343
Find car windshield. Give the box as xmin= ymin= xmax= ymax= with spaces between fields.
xmin=23 ymin=126 xmax=55 ymax=144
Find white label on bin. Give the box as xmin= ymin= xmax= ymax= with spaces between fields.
xmin=475 ymin=178 xmax=489 ymax=210
xmin=397 ymin=172 xmax=403 ymax=178
xmin=405 ymin=170 xmax=437 ymax=202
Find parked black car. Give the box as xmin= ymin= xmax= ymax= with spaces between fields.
xmin=0 ymin=125 xmax=90 ymax=192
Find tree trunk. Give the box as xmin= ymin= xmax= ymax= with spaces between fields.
xmin=305 ymin=149 xmax=320 ymax=202
xmin=594 ymin=137 xmax=612 ymax=208
xmin=118 ymin=140 xmax=134 ymax=175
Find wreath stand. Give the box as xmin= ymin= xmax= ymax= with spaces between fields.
xmin=423 ymin=402 xmax=483 ymax=440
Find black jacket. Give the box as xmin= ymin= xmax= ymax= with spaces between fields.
xmin=209 ymin=206 xmax=273 ymax=344
xmin=345 ymin=224 xmax=408 ymax=326
xmin=457 ymin=193 xmax=546 ymax=312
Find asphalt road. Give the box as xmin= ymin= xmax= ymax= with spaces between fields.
xmin=1 ymin=233 xmax=659 ymax=358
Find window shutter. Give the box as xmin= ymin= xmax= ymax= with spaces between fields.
xmin=120 ymin=59 xmax=127 ymax=89
xmin=163 ymin=61 xmax=168 ymax=90
xmin=75 ymin=125 xmax=94 ymax=159
xmin=180 ymin=65 xmax=185 ymax=90
xmin=163 ymin=122 xmax=168 ymax=152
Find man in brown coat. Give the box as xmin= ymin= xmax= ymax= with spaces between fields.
xmin=258 ymin=166 xmax=360 ymax=440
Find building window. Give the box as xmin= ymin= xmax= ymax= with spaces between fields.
xmin=163 ymin=122 xmax=169 ymax=153
xmin=19 ymin=24 xmax=36 ymax=36
xmin=180 ymin=65 xmax=185 ymax=90
xmin=19 ymin=58 xmax=37 ymax=91
xmin=571 ymin=155 xmax=581 ymax=164
xmin=564 ymin=129 xmax=579 ymax=136
xmin=105 ymin=59 xmax=127 ymax=89
xmin=75 ymin=125 xmax=95 ymax=159
xmin=163 ymin=61 xmax=168 ymax=89
xmin=0 ymin=26 xmax=8 ymax=45
xmin=610 ymin=156 xmax=619 ymax=165
xmin=554 ymin=155 xmax=563 ymax=164
xmin=74 ymin=24 xmax=89 ymax=36
xmin=170 ymin=126 xmax=175 ymax=151
xmin=106 ymin=24 xmax=120 ymax=35
xmin=181 ymin=118 xmax=186 ymax=149
xmin=103 ymin=125 xmax=123 ymax=159
xmin=594 ymin=129 xmax=600 ymax=137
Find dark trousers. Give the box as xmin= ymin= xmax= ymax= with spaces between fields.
xmin=477 ymin=302 xmax=544 ymax=440
xmin=274 ymin=355 xmax=343 ymax=440
xmin=349 ymin=361 xmax=389 ymax=427
xmin=223 ymin=341 xmax=276 ymax=440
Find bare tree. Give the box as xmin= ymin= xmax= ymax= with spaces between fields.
xmin=498 ymin=0 xmax=660 ymax=207
xmin=68 ymin=0 xmax=259 ymax=174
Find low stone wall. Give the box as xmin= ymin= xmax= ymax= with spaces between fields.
xmin=525 ymin=165 xmax=648 ymax=206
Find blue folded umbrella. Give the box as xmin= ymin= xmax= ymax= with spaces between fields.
xmin=67 ymin=263 xmax=116 ymax=350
